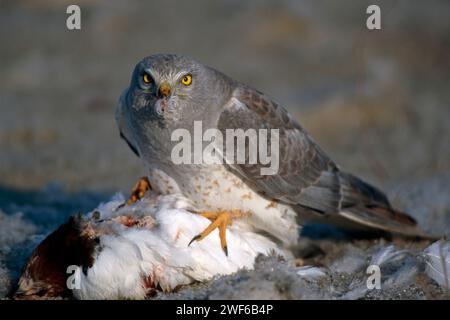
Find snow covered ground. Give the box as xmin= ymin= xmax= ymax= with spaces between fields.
xmin=2 ymin=174 xmax=450 ymax=300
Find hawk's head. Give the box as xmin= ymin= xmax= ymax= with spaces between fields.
xmin=122 ymin=54 xmax=232 ymax=126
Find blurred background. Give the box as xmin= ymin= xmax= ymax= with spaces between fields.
xmin=1 ymin=0 xmax=449 ymax=193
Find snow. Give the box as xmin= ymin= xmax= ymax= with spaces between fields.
xmin=1 ymin=175 xmax=450 ymax=299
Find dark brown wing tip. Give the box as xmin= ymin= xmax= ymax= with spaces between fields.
xmin=339 ymin=205 xmax=444 ymax=240
xmin=388 ymin=207 xmax=417 ymax=226
xmin=364 ymin=205 xmax=417 ymax=226
xmin=379 ymin=208 xmax=446 ymax=240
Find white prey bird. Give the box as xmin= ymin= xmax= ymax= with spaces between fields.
xmin=14 ymin=193 xmax=288 ymax=300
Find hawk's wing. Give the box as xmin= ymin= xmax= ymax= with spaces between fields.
xmin=217 ymin=86 xmax=432 ymax=238
xmin=116 ymin=89 xmax=140 ymax=157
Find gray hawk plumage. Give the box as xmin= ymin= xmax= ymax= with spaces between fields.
xmin=116 ymin=54 xmax=435 ymax=255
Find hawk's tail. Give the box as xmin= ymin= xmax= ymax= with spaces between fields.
xmin=337 ymin=172 xmax=441 ymax=240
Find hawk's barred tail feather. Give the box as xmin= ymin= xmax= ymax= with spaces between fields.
xmin=339 ymin=208 xmax=440 ymax=240
xmin=337 ymin=171 xmax=440 ymax=240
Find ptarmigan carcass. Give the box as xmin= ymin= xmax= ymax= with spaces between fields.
xmin=13 ymin=193 xmax=287 ymax=299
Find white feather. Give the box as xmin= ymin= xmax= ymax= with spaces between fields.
xmin=73 ymin=193 xmax=287 ymax=299
xmin=424 ymin=240 xmax=450 ymax=289
xmin=296 ymin=266 xmax=327 ymax=279
xmin=369 ymin=245 xmax=407 ymax=266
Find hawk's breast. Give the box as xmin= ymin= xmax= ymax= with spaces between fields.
xmin=151 ymin=165 xmax=299 ymax=247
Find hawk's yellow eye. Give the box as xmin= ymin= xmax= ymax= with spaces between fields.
xmin=181 ymin=74 xmax=192 ymax=86
xmin=143 ymin=73 xmax=152 ymax=84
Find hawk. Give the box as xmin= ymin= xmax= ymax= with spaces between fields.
xmin=116 ymin=54 xmax=434 ymax=255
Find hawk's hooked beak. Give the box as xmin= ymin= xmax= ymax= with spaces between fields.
xmin=158 ymin=82 xmax=171 ymax=98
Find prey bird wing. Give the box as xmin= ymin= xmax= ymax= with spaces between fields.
xmin=217 ymin=85 xmax=431 ymax=238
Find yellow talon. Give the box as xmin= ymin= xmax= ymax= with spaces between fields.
xmin=127 ymin=176 xmax=151 ymax=205
xmin=188 ymin=210 xmax=245 ymax=256
xmin=116 ymin=177 xmax=151 ymax=211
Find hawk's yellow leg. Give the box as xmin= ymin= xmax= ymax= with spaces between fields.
xmin=188 ymin=209 xmax=245 ymax=256
xmin=126 ymin=176 xmax=151 ymax=205
xmin=116 ymin=177 xmax=151 ymax=211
